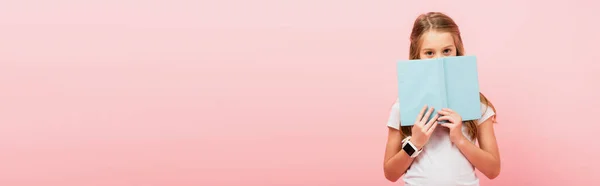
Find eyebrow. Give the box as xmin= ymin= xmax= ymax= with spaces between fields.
xmin=421 ymin=45 xmax=455 ymax=51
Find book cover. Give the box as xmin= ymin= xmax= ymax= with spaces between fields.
xmin=396 ymin=56 xmax=482 ymax=126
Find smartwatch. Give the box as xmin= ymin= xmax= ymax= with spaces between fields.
xmin=401 ymin=136 xmax=422 ymax=158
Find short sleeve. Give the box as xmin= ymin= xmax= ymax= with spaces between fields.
xmin=386 ymin=98 xmax=401 ymax=130
xmin=477 ymin=103 xmax=496 ymax=125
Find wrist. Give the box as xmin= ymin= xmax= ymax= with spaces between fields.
xmin=409 ymin=139 xmax=424 ymax=150
xmin=402 ymin=136 xmax=424 ymax=158
xmin=451 ymin=134 xmax=468 ymax=145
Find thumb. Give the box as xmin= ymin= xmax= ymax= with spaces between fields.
xmin=440 ymin=123 xmax=451 ymax=128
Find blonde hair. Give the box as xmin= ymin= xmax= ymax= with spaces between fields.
xmin=402 ymin=12 xmax=497 ymax=141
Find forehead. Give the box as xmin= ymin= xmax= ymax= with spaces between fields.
xmin=420 ymin=31 xmax=455 ymax=49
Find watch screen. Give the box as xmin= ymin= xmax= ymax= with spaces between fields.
xmin=403 ymin=143 xmax=415 ymax=156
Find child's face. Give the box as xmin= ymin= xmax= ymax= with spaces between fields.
xmin=418 ymin=31 xmax=458 ymax=59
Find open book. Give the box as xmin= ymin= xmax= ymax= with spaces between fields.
xmin=396 ymin=56 xmax=482 ymax=126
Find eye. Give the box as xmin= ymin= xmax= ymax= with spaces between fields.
xmin=443 ymin=49 xmax=452 ymax=54
xmin=425 ymin=51 xmax=434 ymax=56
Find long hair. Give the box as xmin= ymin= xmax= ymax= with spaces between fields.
xmin=402 ymin=12 xmax=497 ymax=141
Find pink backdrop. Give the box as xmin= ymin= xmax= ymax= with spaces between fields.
xmin=1 ymin=0 xmax=599 ymax=185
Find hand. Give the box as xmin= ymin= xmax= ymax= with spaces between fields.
xmin=410 ymin=105 xmax=439 ymax=149
xmin=437 ymin=108 xmax=466 ymax=143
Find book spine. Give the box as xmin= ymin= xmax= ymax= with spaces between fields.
xmin=440 ymin=59 xmax=448 ymax=109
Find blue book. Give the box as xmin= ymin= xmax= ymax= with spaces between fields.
xmin=396 ymin=56 xmax=482 ymax=126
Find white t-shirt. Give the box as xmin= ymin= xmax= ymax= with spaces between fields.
xmin=386 ymin=98 xmax=495 ymax=186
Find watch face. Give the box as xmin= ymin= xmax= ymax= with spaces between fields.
xmin=403 ymin=143 xmax=415 ymax=156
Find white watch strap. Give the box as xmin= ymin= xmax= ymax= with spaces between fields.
xmin=402 ymin=136 xmax=422 ymax=158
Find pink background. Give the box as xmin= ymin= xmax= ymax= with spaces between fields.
xmin=1 ymin=0 xmax=599 ymax=185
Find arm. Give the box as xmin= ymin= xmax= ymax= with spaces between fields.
xmin=383 ymin=127 xmax=415 ymax=182
xmin=454 ymin=118 xmax=501 ymax=179
xmin=383 ymin=102 xmax=437 ymax=182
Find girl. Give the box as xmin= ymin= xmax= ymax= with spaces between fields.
xmin=383 ymin=12 xmax=501 ymax=186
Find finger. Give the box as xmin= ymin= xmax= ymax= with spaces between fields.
xmin=423 ymin=113 xmax=439 ymax=131
xmin=440 ymin=123 xmax=451 ymax=128
xmin=438 ymin=115 xmax=450 ymax=121
xmin=415 ymin=105 xmax=428 ymax=122
xmin=442 ymin=108 xmax=455 ymax=113
xmin=438 ymin=116 xmax=455 ymax=124
xmin=426 ymin=120 xmax=439 ymax=135
xmin=421 ymin=107 xmax=435 ymax=124
xmin=439 ymin=111 xmax=461 ymax=123
xmin=437 ymin=110 xmax=450 ymax=116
